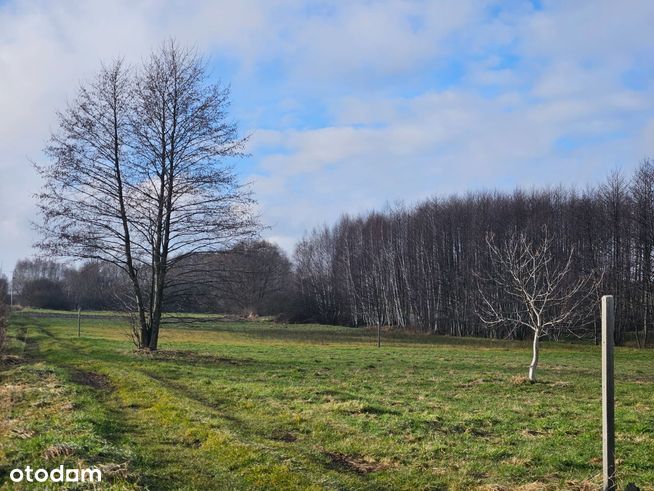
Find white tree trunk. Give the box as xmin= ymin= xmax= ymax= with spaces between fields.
xmin=529 ymin=328 xmax=540 ymax=382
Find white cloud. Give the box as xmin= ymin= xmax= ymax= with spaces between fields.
xmin=282 ymin=0 xmax=478 ymax=81
xmin=250 ymin=67 xmax=654 ymax=246
xmin=1 ymin=0 xmax=654 ymax=269
xmin=0 ymin=0 xmax=285 ymax=270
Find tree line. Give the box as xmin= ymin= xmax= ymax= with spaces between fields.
xmin=10 ymin=240 xmax=290 ymax=316
xmin=17 ymin=161 xmax=654 ymax=348
xmin=292 ymin=161 xmax=654 ymax=347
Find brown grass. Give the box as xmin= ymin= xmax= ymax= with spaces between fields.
xmin=510 ymin=375 xmax=533 ymax=385
xmin=43 ymin=443 xmax=76 ymax=460
xmin=320 ymin=448 xmax=393 ymax=474
xmin=97 ymin=462 xmax=131 ymax=480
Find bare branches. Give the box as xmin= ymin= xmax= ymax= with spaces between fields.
xmin=35 ymin=41 xmax=259 ymax=350
xmin=477 ymin=228 xmax=600 ymax=337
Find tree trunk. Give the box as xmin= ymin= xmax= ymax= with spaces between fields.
xmin=148 ymin=273 xmax=166 ymax=351
xmin=140 ymin=321 xmax=151 ymax=350
xmin=148 ymin=322 xmax=160 ymax=350
xmin=528 ymin=329 xmax=540 ymax=382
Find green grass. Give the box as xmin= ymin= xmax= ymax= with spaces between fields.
xmin=1 ymin=313 xmax=653 ymax=490
xmin=15 ymin=307 xmax=232 ymax=320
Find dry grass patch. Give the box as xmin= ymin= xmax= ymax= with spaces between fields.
xmin=321 ymin=449 xmax=393 ymax=474
xmin=476 ymin=484 xmax=547 ymax=491
xmin=564 ymin=476 xmax=603 ymax=490
xmin=457 ymin=378 xmax=487 ymax=388
xmin=68 ymin=368 xmax=113 ymax=391
xmin=520 ymin=428 xmax=548 ymax=438
xmin=42 ymin=443 xmax=76 ymax=460
xmin=97 ymin=462 xmax=131 ymax=480
xmin=510 ymin=375 xmax=534 ymax=385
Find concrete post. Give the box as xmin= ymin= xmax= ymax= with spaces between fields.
xmin=602 ymin=295 xmax=616 ymax=491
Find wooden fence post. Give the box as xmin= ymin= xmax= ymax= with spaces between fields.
xmin=77 ymin=307 xmax=81 ymax=338
xmin=602 ymin=295 xmax=616 ymax=491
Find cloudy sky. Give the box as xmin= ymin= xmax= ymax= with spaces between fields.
xmin=1 ymin=0 xmax=653 ymax=272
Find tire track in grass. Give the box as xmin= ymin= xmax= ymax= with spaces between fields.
xmin=106 ymin=366 xmax=256 ymax=490
xmin=30 ymin=321 xmax=253 ymax=488
xmin=138 ymin=369 xmax=243 ymax=425
xmin=1 ymin=318 xmax=141 ymax=489
xmin=130 ymin=367 xmax=385 ymax=490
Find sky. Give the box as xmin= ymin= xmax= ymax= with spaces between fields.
xmin=1 ymin=0 xmax=654 ymax=272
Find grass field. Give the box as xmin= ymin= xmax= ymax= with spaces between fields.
xmin=1 ymin=312 xmax=653 ymax=490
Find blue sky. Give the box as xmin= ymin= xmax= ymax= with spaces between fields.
xmin=1 ymin=0 xmax=654 ymax=270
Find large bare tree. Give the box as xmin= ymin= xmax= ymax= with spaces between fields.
xmin=36 ymin=41 xmax=257 ymax=350
xmin=476 ymin=230 xmax=599 ymax=382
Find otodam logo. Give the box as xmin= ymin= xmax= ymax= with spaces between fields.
xmin=9 ymin=465 xmax=102 ymax=484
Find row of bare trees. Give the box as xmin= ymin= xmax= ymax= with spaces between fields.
xmin=292 ymin=161 xmax=654 ymax=348
xmin=11 ymin=240 xmax=290 ymax=316
xmin=163 ymin=240 xmax=292 ymax=315
xmin=11 ymin=258 xmax=128 ymax=310
xmin=31 ymin=40 xmax=653 ymax=356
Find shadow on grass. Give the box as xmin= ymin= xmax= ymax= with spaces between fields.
xmin=133 ymin=348 xmax=251 ymax=367
xmin=138 ymin=368 xmax=243 ymax=425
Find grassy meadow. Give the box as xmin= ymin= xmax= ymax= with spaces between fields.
xmin=1 ymin=312 xmax=653 ymax=490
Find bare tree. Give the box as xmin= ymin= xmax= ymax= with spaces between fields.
xmin=36 ymin=41 xmax=258 ymax=350
xmin=216 ymin=241 xmax=291 ymax=316
xmin=165 ymin=241 xmax=292 ymax=316
xmin=476 ymin=230 xmax=600 ymax=382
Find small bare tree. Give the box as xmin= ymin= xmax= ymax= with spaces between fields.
xmin=477 ymin=229 xmax=599 ymax=382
